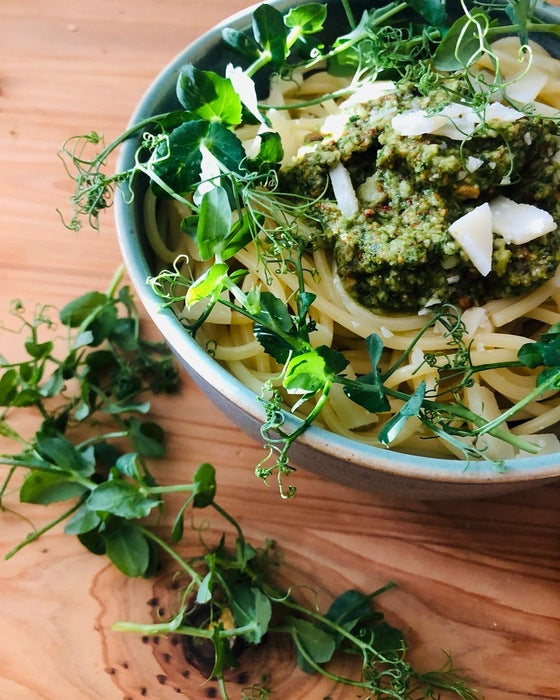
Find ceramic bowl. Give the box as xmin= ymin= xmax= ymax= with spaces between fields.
xmin=115 ymin=0 xmax=560 ymax=499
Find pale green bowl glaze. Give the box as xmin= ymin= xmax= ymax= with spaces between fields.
xmin=115 ymin=0 xmax=560 ymax=499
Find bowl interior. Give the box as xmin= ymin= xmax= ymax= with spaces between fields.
xmin=115 ymin=0 xmax=560 ymax=496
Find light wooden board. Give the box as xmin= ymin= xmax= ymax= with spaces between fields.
xmin=1 ymin=1 xmax=559 ymax=698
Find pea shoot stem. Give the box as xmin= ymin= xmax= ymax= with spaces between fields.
xmin=4 ymin=501 xmax=82 ymax=560
xmin=340 ymin=0 xmax=356 ymax=29
xmin=136 ymin=525 xmax=203 ymax=584
xmin=472 ymin=371 xmax=560 ymax=439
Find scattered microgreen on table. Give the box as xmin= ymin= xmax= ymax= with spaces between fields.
xmin=0 ymin=275 xmax=477 ymax=699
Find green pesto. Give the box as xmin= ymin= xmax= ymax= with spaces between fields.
xmin=280 ymin=81 xmax=560 ymax=313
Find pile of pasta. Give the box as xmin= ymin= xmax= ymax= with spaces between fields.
xmin=145 ymin=39 xmax=560 ymax=461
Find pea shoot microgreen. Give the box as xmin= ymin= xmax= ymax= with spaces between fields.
xmin=0 ymin=275 xmax=478 ymax=699
xmin=58 ymin=0 xmax=560 ymax=498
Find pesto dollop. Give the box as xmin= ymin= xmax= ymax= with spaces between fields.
xmin=281 ymin=80 xmax=560 ymax=313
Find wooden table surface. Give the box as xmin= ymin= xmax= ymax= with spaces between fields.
xmin=1 ymin=1 xmax=560 ymax=698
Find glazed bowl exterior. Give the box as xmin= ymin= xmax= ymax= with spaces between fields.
xmin=115 ymin=0 xmax=560 ymax=499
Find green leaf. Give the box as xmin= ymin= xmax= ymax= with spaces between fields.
xmin=103 ymin=522 xmax=150 ymax=577
xmin=86 ymin=480 xmax=160 ymax=519
xmin=252 ymin=4 xmax=289 ymax=69
xmin=11 ymin=388 xmax=41 ymax=408
xmin=88 ymin=302 xmax=118 ymax=346
xmin=221 ymin=214 xmax=256 ymax=261
xmin=343 ymin=334 xmax=390 ymax=412
xmin=284 ymin=350 xmax=328 ymax=395
xmin=406 ymin=0 xmax=447 ymax=28
xmin=196 ymin=571 xmax=213 ymax=604
xmin=247 ymin=131 xmax=284 ymax=171
xmin=110 ymin=317 xmax=139 ymax=351
xmin=115 ymin=452 xmax=142 ymax=479
xmin=221 ymin=27 xmax=262 ymax=61
xmin=24 ymin=339 xmax=53 ymax=360
xmin=176 ymin=65 xmax=243 ymax=125
xmin=253 ymin=326 xmax=294 ymax=365
xmin=204 ymin=121 xmax=246 ymax=175
xmin=371 ymin=620 xmax=406 ymax=657
xmin=38 ymin=367 xmax=65 ymax=399
xmin=518 ymin=342 xmax=543 ymax=369
xmin=18 ymin=362 xmax=35 ymax=383
xmin=0 ymin=369 xmax=18 ymax=405
xmin=186 ymin=262 xmax=229 ymax=308
xmin=255 ymin=291 xmax=294 ymax=332
xmin=193 ymin=462 xmax=217 ymax=508
xmin=236 ymin=537 xmax=257 ymax=567
xmin=536 ymin=366 xmax=560 ymax=388
xmin=71 ymin=400 xmax=89 ymax=421
xmin=94 ymin=441 xmax=122 ymax=470
xmin=152 ymin=119 xmax=208 ymax=194
xmin=379 ymin=381 xmax=426 ymax=446
xmin=366 ymin=332 xmax=384 ymax=369
xmin=37 ymin=436 xmax=96 ymax=476
xmin=231 ymin=584 xmax=272 ymax=644
xmin=197 ymin=186 xmax=232 ymax=260
xmin=325 ymin=588 xmax=372 ymax=633
xmin=316 ymin=345 xmax=348 ymax=375
xmin=289 ymin=616 xmax=336 ymax=673
xmin=20 ymin=471 xmax=88 ymax=505
xmin=59 ymin=291 xmax=107 ymax=327
xmin=65 ymin=504 xmax=101 ymax=535
xmin=86 ymin=349 xmax=118 ymax=372
xmin=72 ymin=330 xmax=95 ymax=350
xmin=128 ymin=419 xmax=165 ymax=458
xmin=519 ymin=329 xmax=560 ymax=369
xmin=285 ymin=3 xmax=328 ymax=34
xmin=252 ymin=292 xmax=296 ymax=364
xmin=78 ymin=529 xmax=106 ymax=556
xmin=433 ymin=10 xmax=491 ymax=71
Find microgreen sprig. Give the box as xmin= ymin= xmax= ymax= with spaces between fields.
xmin=0 ymin=278 xmax=477 ymax=699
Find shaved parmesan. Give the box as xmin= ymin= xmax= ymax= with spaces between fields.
xmin=225 ymin=64 xmax=263 ymax=123
xmin=391 ymin=110 xmax=447 ymax=137
xmin=339 ymin=80 xmax=395 ymax=108
xmin=466 ymin=156 xmax=484 ymax=172
xmin=320 ymin=112 xmax=350 ymax=140
xmin=489 ymin=196 xmax=557 ymax=244
xmin=461 ymin=307 xmax=490 ymax=337
xmin=484 ymin=102 xmax=525 ymax=123
xmin=528 ymin=101 xmax=560 ymax=118
xmin=391 ymin=99 xmax=525 ymax=140
xmin=448 ymin=203 xmax=493 ymax=277
xmin=504 ymin=66 xmax=548 ymax=103
xmin=433 ymin=103 xmax=479 ymax=139
xmin=329 ymin=162 xmax=359 ymax=218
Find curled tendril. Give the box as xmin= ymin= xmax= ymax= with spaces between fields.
xmin=205 ymin=339 xmax=218 ymax=358
xmin=147 ymin=256 xmax=193 ymax=307
xmin=10 ymin=299 xmax=25 ymax=315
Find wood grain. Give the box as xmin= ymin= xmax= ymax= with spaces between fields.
xmin=1 ymin=1 xmax=560 ymax=698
